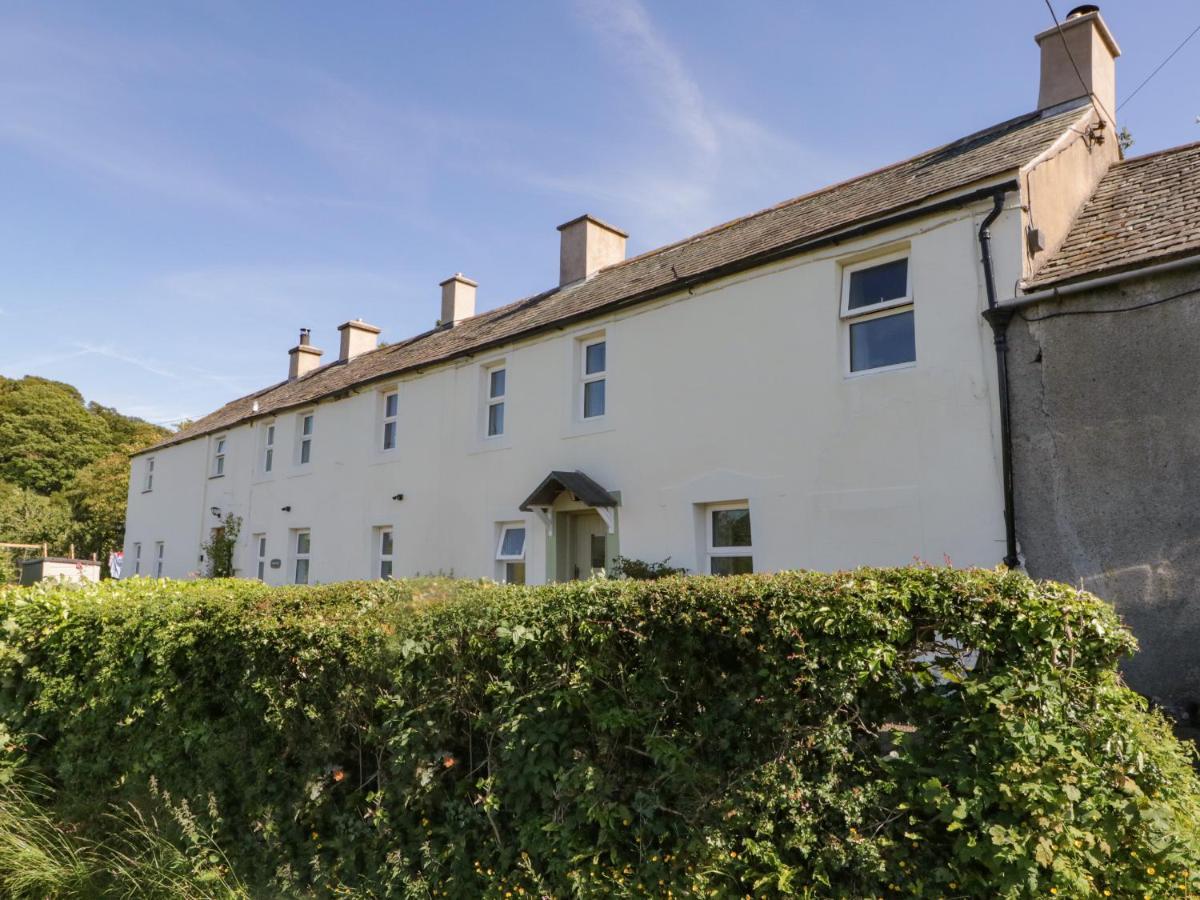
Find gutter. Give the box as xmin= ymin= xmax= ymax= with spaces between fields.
xmin=1004 ymin=251 xmax=1200 ymax=309
xmin=976 ymin=189 xmax=1021 ymax=569
xmin=139 ymin=180 xmax=1022 ymax=456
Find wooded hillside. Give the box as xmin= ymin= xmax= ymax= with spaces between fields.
xmin=0 ymin=375 xmax=167 ymax=580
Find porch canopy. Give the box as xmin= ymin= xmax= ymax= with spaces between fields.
xmin=519 ymin=470 xmax=618 ymax=533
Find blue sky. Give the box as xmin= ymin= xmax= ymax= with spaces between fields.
xmin=2 ymin=1 xmax=1196 ymax=426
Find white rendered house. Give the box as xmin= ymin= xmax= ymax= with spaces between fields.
xmin=124 ymin=11 xmax=1124 ymax=587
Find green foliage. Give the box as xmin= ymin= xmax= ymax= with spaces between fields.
xmin=0 ymin=568 xmax=1197 ymax=898
xmin=609 ymin=554 xmax=688 ymax=580
xmin=202 ymin=515 xmax=242 ymax=578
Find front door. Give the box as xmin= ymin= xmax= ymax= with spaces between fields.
xmin=570 ymin=511 xmax=608 ymax=580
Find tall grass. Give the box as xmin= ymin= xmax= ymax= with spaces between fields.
xmin=0 ymin=769 xmax=248 ymax=899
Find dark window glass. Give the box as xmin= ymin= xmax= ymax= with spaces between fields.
xmin=710 ymin=555 xmax=753 ymax=575
xmin=505 ymin=561 xmax=526 ymax=585
xmin=489 ymin=369 xmax=505 ymax=399
xmin=381 ymin=530 xmax=393 ymax=557
xmin=847 ymin=258 xmax=908 ymax=310
xmin=488 ymin=402 xmax=504 ymax=436
xmin=383 ymin=421 xmax=397 ymax=450
xmin=380 ymin=560 xmax=393 ymax=580
xmin=384 ymin=393 xmax=398 ymax=418
xmin=500 ymin=527 xmax=525 ymax=558
xmin=585 ymin=341 xmax=606 ymax=374
xmin=849 ymin=310 xmax=915 ymax=372
xmin=295 ymin=559 xmax=309 ymax=584
xmin=583 ymin=379 xmax=606 ymax=418
xmin=590 ymin=534 xmax=607 ymax=569
xmin=711 ymin=508 xmax=752 ymax=548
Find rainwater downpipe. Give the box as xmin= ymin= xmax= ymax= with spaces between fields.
xmin=977 ymin=189 xmax=1021 ymax=568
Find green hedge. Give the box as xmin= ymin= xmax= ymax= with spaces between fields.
xmin=0 ymin=569 xmax=1198 ymax=897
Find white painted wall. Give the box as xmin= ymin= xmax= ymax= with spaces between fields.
xmin=124 ymin=195 xmax=1024 ymax=584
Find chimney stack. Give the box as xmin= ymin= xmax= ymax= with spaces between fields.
xmin=288 ymin=328 xmax=323 ymax=380
xmin=439 ymin=274 xmax=477 ymax=327
xmin=337 ymin=318 xmax=381 ymax=361
xmin=1035 ymin=5 xmax=1120 ymax=125
xmin=557 ymin=214 xmax=627 ymax=286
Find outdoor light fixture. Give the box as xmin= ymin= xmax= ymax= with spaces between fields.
xmin=281 ymin=506 xmax=291 ymax=512
xmin=210 ymin=507 xmax=221 ymax=518
xmin=392 ymin=493 xmax=404 ymax=501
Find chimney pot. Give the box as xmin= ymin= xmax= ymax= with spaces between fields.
xmin=288 ymin=328 xmax=323 ymax=380
xmin=439 ymin=273 xmax=477 ymax=327
xmin=337 ymin=318 xmax=381 ymax=361
xmin=1034 ymin=6 xmax=1120 ymax=124
xmin=557 ymin=214 xmax=627 ymax=286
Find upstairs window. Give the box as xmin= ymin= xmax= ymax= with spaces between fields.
xmin=581 ymin=337 xmax=606 ymax=419
xmin=706 ymin=503 xmax=753 ymax=575
xmin=496 ymin=523 xmax=526 ymax=585
xmin=376 ymin=527 xmax=394 ymax=580
xmin=381 ymin=391 xmax=399 ymax=451
xmin=263 ymin=423 xmax=275 ymax=473
xmin=297 ymin=412 xmax=314 ymax=465
xmin=143 ymin=458 xmax=155 ymax=492
xmin=841 ymin=254 xmax=915 ymax=373
xmin=293 ymin=530 xmax=311 ymax=584
xmin=211 ymin=436 xmax=227 ymax=477
xmin=486 ymin=367 xmax=506 ymax=437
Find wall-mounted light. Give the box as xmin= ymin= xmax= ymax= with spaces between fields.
xmin=281 ymin=505 xmax=292 ymax=512
xmin=392 ymin=493 xmax=404 ymax=501
xmin=210 ymin=507 xmax=222 ymax=518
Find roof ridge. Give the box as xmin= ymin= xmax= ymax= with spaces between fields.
xmin=1112 ymin=139 xmax=1200 ymax=167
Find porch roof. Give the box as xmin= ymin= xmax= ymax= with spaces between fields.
xmin=519 ymin=470 xmax=618 ymax=511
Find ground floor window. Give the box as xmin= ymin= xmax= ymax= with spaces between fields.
xmin=376 ymin=526 xmax=394 ymax=579
xmin=132 ymin=542 xmax=141 ymax=575
xmin=293 ymin=530 xmax=311 ymax=584
xmin=706 ymin=502 xmax=752 ymax=575
xmin=154 ymin=541 xmax=164 ymax=577
xmin=254 ymin=534 xmax=267 ymax=580
xmin=496 ymin=523 xmax=526 ymax=584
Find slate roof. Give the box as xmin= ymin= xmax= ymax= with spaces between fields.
xmin=1026 ymin=141 xmax=1200 ymax=289
xmin=144 ymin=105 xmax=1087 ymax=454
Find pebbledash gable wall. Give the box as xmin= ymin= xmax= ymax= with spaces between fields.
xmin=1009 ymin=265 xmax=1200 ymax=714
xmin=124 ymin=198 xmax=1026 ymax=584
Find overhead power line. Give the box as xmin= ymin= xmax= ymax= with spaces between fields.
xmin=1118 ymin=21 xmax=1200 ymax=111
xmin=1041 ymin=0 xmax=1115 ymax=125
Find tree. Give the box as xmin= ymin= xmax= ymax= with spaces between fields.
xmin=0 ymin=377 xmax=112 ymax=494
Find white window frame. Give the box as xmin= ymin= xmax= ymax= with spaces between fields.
xmin=133 ymin=542 xmax=142 ymax=575
xmin=254 ymin=533 xmax=267 ymax=580
xmin=380 ymin=390 xmax=399 ymax=452
xmin=154 ymin=541 xmax=164 ymax=578
xmin=211 ymin=435 xmax=227 ymax=477
xmin=292 ymin=529 xmax=311 ymax=584
xmin=705 ymin=501 xmax=753 ymax=575
xmin=485 ymin=364 xmax=506 ymax=438
xmin=142 ymin=458 xmax=155 ymax=492
xmin=376 ymin=526 xmax=394 ymax=580
xmin=297 ymin=412 xmax=314 ymax=466
xmin=495 ymin=522 xmax=527 ymax=584
xmin=580 ymin=335 xmax=607 ymax=420
xmin=262 ymin=422 xmax=276 ymax=474
xmin=839 ymin=251 xmax=915 ymax=376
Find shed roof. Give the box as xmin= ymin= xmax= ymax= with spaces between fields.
xmin=1026 ymin=141 xmax=1200 ymax=289
xmin=143 ymin=104 xmax=1088 ymax=454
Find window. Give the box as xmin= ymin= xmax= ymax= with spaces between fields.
xmin=381 ymin=392 xmax=399 ymax=451
xmin=706 ymin=503 xmax=753 ymax=575
xmin=376 ymin=527 xmax=394 ymax=579
xmin=486 ymin=367 xmax=506 ymax=437
xmin=293 ymin=530 xmax=311 ymax=584
xmin=297 ymin=412 xmax=314 ymax=465
xmin=263 ymin=423 xmax=275 ymax=473
xmin=581 ymin=337 xmax=606 ymax=419
xmin=154 ymin=541 xmax=165 ymax=578
xmin=841 ymin=254 xmax=915 ymax=373
xmin=142 ymin=458 xmax=155 ymax=492
xmin=211 ymin=436 xmax=227 ymax=477
xmin=254 ymin=534 xmax=267 ymax=580
xmin=496 ymin=523 xmax=526 ymax=585
xmin=133 ymin=542 xmax=141 ymax=576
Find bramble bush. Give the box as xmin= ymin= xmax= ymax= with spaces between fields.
xmin=0 ymin=568 xmax=1198 ymax=897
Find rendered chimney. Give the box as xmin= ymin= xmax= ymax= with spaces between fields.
xmin=439 ymin=274 xmax=477 ymax=327
xmin=337 ymin=318 xmax=381 ymax=361
xmin=1035 ymin=5 xmax=1120 ymax=125
xmin=557 ymin=214 xmax=628 ymax=286
xmin=288 ymin=328 xmax=323 ymax=380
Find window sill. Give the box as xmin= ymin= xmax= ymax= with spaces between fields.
xmin=844 ymin=361 xmax=916 ymax=380
xmin=141 ymin=489 xmax=153 ymax=494
xmin=208 ymin=474 xmax=225 ymax=480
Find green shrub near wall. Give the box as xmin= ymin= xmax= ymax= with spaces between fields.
xmin=0 ymin=569 xmax=1198 ymax=897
